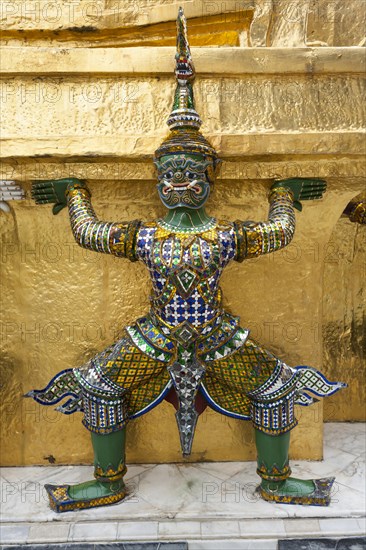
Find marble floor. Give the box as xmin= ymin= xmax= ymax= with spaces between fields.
xmin=0 ymin=423 xmax=365 ymax=549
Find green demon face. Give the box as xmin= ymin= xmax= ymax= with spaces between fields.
xmin=154 ymin=153 xmax=214 ymax=209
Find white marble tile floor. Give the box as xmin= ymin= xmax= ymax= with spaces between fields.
xmin=0 ymin=423 xmax=365 ymax=548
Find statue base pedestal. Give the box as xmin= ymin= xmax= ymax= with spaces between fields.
xmin=0 ymin=424 xmax=364 ymax=548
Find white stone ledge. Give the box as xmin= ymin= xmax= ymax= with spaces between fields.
xmin=1 ymin=47 xmax=365 ymax=76
xmin=0 ymin=423 xmax=364 ymax=546
xmin=0 ymin=519 xmax=364 ymax=545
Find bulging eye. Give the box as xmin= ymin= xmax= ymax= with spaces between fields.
xmin=185 ymin=171 xmax=195 ymax=180
xmin=165 ymin=171 xmax=174 ymax=179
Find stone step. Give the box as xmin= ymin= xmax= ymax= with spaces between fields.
xmin=1 ymin=424 xmax=364 ymax=548
xmin=0 ymin=517 xmax=365 ymax=547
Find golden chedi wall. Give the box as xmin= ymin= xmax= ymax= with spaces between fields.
xmin=0 ymin=0 xmax=365 ymax=466
xmin=322 ymin=191 xmax=366 ymax=422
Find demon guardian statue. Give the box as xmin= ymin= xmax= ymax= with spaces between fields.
xmin=27 ymin=8 xmax=344 ymax=512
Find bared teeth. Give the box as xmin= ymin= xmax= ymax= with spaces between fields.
xmin=172 ymin=182 xmax=190 ymax=188
xmin=162 ymin=180 xmax=200 ymax=192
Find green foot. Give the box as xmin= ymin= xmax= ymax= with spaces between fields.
xmin=262 ymin=477 xmax=314 ymax=497
xmin=68 ymin=479 xmax=124 ymax=500
xmin=259 ymin=476 xmax=335 ymax=506
xmin=45 ymin=479 xmax=126 ymax=512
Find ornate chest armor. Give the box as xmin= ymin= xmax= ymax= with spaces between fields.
xmin=137 ymin=220 xmax=235 ymax=331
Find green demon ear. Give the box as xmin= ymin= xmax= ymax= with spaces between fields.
xmin=214 ymin=158 xmax=222 ymax=172
xmin=206 ymin=164 xmax=216 ymax=185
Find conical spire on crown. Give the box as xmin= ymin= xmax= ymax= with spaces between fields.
xmin=167 ymin=6 xmax=202 ymax=130
xmin=154 ymin=7 xmax=218 ymax=163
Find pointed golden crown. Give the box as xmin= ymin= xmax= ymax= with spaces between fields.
xmin=154 ymin=7 xmax=218 ymax=162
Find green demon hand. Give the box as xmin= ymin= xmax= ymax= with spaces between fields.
xmin=31 ymin=178 xmax=86 ymax=215
xmin=271 ymin=178 xmax=327 ymax=212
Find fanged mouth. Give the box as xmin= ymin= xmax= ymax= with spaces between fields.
xmin=161 ymin=180 xmax=201 ymax=194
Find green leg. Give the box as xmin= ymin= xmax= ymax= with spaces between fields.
xmin=68 ymin=429 xmax=126 ymax=499
xmin=255 ymin=429 xmax=334 ymax=506
xmin=45 ymin=428 xmax=127 ymax=512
